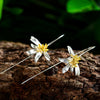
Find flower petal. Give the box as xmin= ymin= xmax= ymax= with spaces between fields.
xmin=67 ymin=46 xmax=75 ymax=55
xmin=59 ymin=58 xmax=69 ymax=64
xmin=44 ymin=52 xmax=50 ymax=61
xmin=75 ymin=64 xmax=80 ymax=76
xmin=31 ymin=43 xmax=36 ymax=48
xmin=70 ymin=67 xmax=74 ymax=72
xmin=30 ymin=36 xmax=41 ymax=46
xmin=26 ymin=49 xmax=36 ymax=55
xmin=35 ymin=52 xmax=42 ymax=62
xmin=62 ymin=65 xmax=70 ymax=73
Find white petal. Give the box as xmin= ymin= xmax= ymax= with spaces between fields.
xmin=59 ymin=58 xmax=69 ymax=64
xmin=70 ymin=67 xmax=74 ymax=72
xmin=31 ymin=43 xmax=36 ymax=48
xmin=62 ymin=65 xmax=70 ymax=73
xmin=30 ymin=36 xmax=41 ymax=46
xmin=26 ymin=49 xmax=36 ymax=55
xmin=35 ymin=52 xmax=42 ymax=62
xmin=44 ymin=52 xmax=50 ymax=61
xmin=67 ymin=46 xmax=75 ymax=55
xmin=75 ymin=64 xmax=80 ymax=76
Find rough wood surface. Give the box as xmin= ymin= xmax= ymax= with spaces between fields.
xmin=0 ymin=41 xmax=100 ymax=100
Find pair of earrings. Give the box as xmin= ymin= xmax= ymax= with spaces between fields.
xmin=0 ymin=34 xmax=95 ymax=85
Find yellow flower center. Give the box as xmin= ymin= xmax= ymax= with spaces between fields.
xmin=68 ymin=54 xmax=81 ymax=67
xmin=37 ymin=43 xmax=49 ymax=53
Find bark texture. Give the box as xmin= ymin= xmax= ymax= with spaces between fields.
xmin=0 ymin=41 xmax=100 ymax=100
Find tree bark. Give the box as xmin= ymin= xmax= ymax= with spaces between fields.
xmin=0 ymin=41 xmax=100 ymax=100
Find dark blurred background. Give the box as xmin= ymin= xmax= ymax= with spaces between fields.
xmin=0 ymin=0 xmax=100 ymax=54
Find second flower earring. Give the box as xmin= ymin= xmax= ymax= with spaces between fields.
xmin=59 ymin=46 xmax=95 ymax=76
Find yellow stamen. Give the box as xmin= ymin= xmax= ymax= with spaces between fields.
xmin=37 ymin=43 xmax=49 ymax=53
xmin=68 ymin=54 xmax=81 ymax=67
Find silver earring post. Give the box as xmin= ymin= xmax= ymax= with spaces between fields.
xmin=48 ymin=34 xmax=64 ymax=46
xmin=79 ymin=46 xmax=95 ymax=56
xmin=21 ymin=62 xmax=61 ymax=84
xmin=0 ymin=55 xmax=33 ymax=74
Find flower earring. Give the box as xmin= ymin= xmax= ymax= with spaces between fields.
xmin=59 ymin=46 xmax=95 ymax=76
xmin=21 ymin=46 xmax=95 ymax=84
xmin=0 ymin=34 xmax=64 ymax=74
xmin=26 ymin=34 xmax=64 ymax=62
